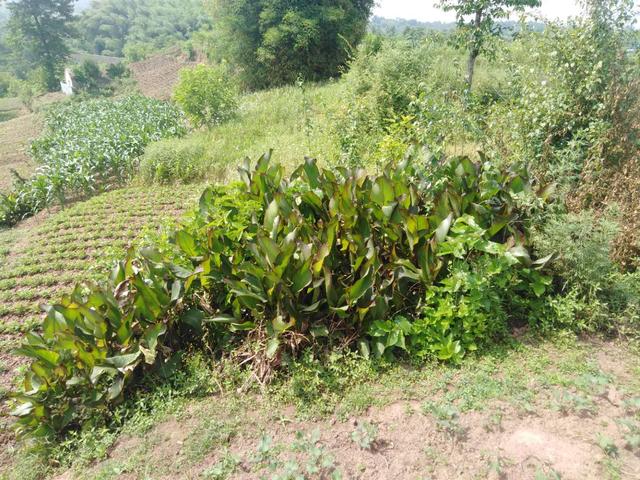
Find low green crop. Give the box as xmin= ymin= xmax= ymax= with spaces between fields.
xmin=11 ymin=152 xmax=549 ymax=439
xmin=0 ymin=96 xmax=186 ymax=226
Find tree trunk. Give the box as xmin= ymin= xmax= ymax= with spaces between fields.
xmin=466 ymin=9 xmax=483 ymax=90
xmin=466 ymin=48 xmax=479 ymax=88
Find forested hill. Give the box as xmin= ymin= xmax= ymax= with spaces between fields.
xmin=370 ymin=15 xmax=545 ymax=35
xmin=370 ymin=16 xmax=456 ymax=33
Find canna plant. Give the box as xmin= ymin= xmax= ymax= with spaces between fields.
xmin=186 ymin=151 xmax=546 ymax=363
xmin=11 ymin=151 xmax=550 ymax=438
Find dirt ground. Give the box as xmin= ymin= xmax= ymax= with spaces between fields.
xmin=0 ymin=92 xmax=65 ymax=191
xmin=129 ymin=48 xmax=200 ymax=100
xmin=43 ymin=340 xmax=640 ymax=480
xmin=0 ymin=112 xmax=41 ymax=190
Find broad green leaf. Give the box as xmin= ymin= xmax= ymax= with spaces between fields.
xmin=434 ymin=213 xmax=454 ymax=243
xmin=347 ymin=270 xmax=373 ymax=304
xmin=266 ymin=338 xmax=280 ymax=359
xmin=292 ymin=267 xmax=312 ymax=293
xmin=264 ymin=199 xmax=279 ymax=232
xmin=175 ymin=230 xmax=198 ymax=257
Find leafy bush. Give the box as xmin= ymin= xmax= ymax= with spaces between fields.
xmin=173 ymin=64 xmax=239 ymax=128
xmin=413 ymin=233 xmax=550 ymax=362
xmin=0 ymin=72 xmax=13 ymax=97
xmin=336 ymin=34 xmax=504 ymax=167
xmin=486 ymin=4 xmax=637 ymax=190
xmin=0 ymin=96 xmax=185 ymax=226
xmin=532 ymin=210 xmax=639 ymax=334
xmin=11 ymin=152 xmax=546 ymax=438
xmin=72 ymin=60 xmax=108 ymax=96
xmin=139 ymin=136 xmax=207 ymax=184
xmin=209 ymin=0 xmax=374 ymax=89
xmin=105 ymin=62 xmax=128 ymax=80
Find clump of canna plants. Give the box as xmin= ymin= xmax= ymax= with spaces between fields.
xmin=11 ymin=151 xmax=552 ymax=439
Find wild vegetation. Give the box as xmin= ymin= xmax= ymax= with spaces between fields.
xmin=1 ymin=0 xmax=639 ymax=479
xmin=209 ymin=0 xmax=375 ymax=88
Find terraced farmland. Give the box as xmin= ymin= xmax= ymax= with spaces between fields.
xmin=0 ymin=185 xmax=200 ymax=398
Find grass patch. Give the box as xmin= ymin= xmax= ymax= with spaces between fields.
xmin=140 ymin=81 xmax=343 ymax=185
xmin=7 ymin=337 xmax=638 ymax=479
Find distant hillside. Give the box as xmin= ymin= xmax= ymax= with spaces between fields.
xmin=370 ymin=16 xmax=545 ymax=36
xmin=129 ymin=47 xmax=200 ymax=100
xmin=0 ymin=0 xmax=92 ymax=24
xmin=370 ymin=16 xmax=455 ymax=34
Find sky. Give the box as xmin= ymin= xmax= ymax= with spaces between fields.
xmin=374 ymin=0 xmax=611 ymax=22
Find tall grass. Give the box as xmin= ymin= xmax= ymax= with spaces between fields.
xmin=139 ymin=81 xmax=343 ymax=184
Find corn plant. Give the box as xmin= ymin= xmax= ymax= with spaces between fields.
xmin=0 ymin=96 xmax=186 ymax=226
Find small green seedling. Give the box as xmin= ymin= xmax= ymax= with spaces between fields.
xmin=597 ymin=434 xmax=619 ymax=458
xmin=424 ymin=402 xmax=465 ymax=440
xmin=351 ymin=422 xmax=379 ymax=451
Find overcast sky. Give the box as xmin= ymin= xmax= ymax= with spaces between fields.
xmin=373 ymin=0 xmax=636 ymax=22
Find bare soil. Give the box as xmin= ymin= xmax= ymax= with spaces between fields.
xmin=49 ymin=340 xmax=640 ymax=480
xmin=129 ymin=48 xmax=200 ymax=100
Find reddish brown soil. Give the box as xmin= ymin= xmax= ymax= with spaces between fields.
xmin=129 ymin=48 xmax=200 ymax=100
xmin=51 ymin=342 xmax=640 ymax=480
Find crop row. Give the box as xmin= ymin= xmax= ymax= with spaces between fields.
xmin=0 ymin=186 xmax=198 ymax=332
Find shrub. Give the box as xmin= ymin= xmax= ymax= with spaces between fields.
xmin=72 ymin=60 xmax=106 ymax=95
xmin=336 ymin=34 xmax=504 ymax=168
xmin=532 ymin=210 xmax=639 ymax=334
xmin=139 ymin=136 xmax=207 ymax=184
xmin=105 ymin=62 xmax=128 ymax=80
xmin=173 ymin=64 xmax=239 ymax=128
xmin=0 ymin=96 xmax=185 ymax=226
xmin=209 ymin=0 xmax=374 ymax=89
xmin=11 ymin=152 xmax=547 ymax=438
xmin=413 ymin=233 xmax=550 ymax=362
xmin=0 ymin=72 xmax=13 ymax=97
xmin=122 ymin=42 xmax=153 ymax=62
xmin=486 ymin=4 xmax=637 ymax=190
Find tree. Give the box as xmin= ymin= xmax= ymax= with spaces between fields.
xmin=7 ymin=0 xmax=76 ymax=91
xmin=438 ymin=0 xmax=541 ymax=88
xmin=76 ymin=0 xmax=211 ymax=58
xmin=210 ymin=0 xmax=375 ymax=89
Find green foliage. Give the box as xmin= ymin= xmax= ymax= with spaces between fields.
xmin=351 ymin=422 xmax=378 ymax=450
xmin=0 ymin=96 xmax=185 ymax=226
xmin=248 ymin=430 xmax=342 ymax=479
xmin=532 ymin=211 xmax=639 ymax=334
xmin=76 ymin=0 xmax=212 ymax=57
xmin=10 ymin=152 xmax=544 ymax=438
xmin=173 ymin=64 xmax=239 ymax=128
xmin=210 ymin=0 xmax=374 ymax=89
xmin=486 ymin=2 xmax=637 ymax=187
xmin=438 ymin=0 xmax=542 ymax=85
xmin=413 ymin=239 xmax=550 ymax=362
xmin=139 ymin=136 xmax=208 ymax=184
xmin=597 ymin=433 xmax=619 ymax=457
xmin=0 ymin=72 xmax=14 ymax=97
xmin=6 ymin=0 xmax=76 ymax=91
xmin=105 ymin=62 xmax=127 ymax=80
xmin=275 ymin=350 xmax=376 ymax=417
xmin=72 ymin=60 xmax=108 ymax=96
xmin=423 ymin=401 xmax=465 ymax=439
xmin=336 ymin=34 xmax=503 ymax=167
